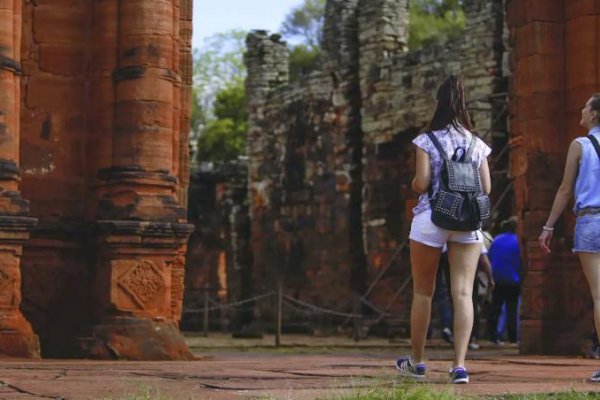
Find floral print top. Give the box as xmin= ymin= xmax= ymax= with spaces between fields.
xmin=412 ymin=124 xmax=492 ymax=216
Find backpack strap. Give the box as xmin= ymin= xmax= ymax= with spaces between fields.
xmin=426 ymin=132 xmax=448 ymax=160
xmin=588 ymin=134 xmax=600 ymax=161
xmin=464 ymin=135 xmax=477 ymax=162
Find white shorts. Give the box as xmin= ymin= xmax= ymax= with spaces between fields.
xmin=409 ymin=209 xmax=483 ymax=248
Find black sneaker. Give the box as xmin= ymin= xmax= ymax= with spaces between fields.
xmin=449 ymin=366 xmax=469 ymax=384
xmin=591 ymin=369 xmax=600 ymax=382
xmin=441 ymin=327 xmax=454 ymax=344
xmin=395 ymin=357 xmax=426 ymax=380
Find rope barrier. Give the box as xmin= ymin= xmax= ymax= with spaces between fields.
xmin=283 ymin=295 xmax=362 ymax=318
xmin=185 ymin=291 xmax=275 ymax=313
xmin=186 ymin=291 xmax=367 ymax=319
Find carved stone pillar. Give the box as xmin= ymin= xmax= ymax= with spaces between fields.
xmin=0 ymin=0 xmax=39 ymax=357
xmin=77 ymin=0 xmax=194 ymax=360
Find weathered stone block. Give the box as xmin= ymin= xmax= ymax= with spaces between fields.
xmin=118 ymin=37 xmax=175 ymax=69
xmin=565 ymin=0 xmax=600 ymax=19
xmin=519 ymin=55 xmax=564 ymax=95
xmin=566 ymin=49 xmax=598 ymax=90
xmin=39 ymin=45 xmax=85 ymax=76
xmin=33 ymin=6 xmax=86 ymax=44
xmin=116 ymin=76 xmax=174 ymax=103
xmin=521 ymin=119 xmax=565 ymax=153
xmin=119 ymin=0 xmax=174 ymax=37
xmin=26 ymin=75 xmax=85 ymax=112
xmin=525 ymin=0 xmax=564 ymax=23
xmin=515 ymin=22 xmax=563 ymax=58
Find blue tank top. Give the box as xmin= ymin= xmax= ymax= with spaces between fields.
xmin=574 ymin=126 xmax=600 ymax=212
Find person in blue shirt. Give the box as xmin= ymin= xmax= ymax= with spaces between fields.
xmin=539 ymin=93 xmax=600 ymax=382
xmin=488 ymin=217 xmax=521 ymax=344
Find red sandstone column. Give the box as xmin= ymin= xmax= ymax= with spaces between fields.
xmin=0 ymin=0 xmax=39 ymax=357
xmin=507 ymin=0 xmax=566 ymax=355
xmin=87 ymin=0 xmax=118 ymax=215
xmin=77 ymin=0 xmax=193 ymax=360
xmin=507 ymin=0 xmax=598 ymax=354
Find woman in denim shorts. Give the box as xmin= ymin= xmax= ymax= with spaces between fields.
xmin=539 ymin=93 xmax=600 ymax=382
xmin=395 ymin=76 xmax=492 ymax=384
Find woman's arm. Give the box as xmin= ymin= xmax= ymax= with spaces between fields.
xmin=538 ymin=139 xmax=582 ymax=254
xmin=412 ymin=147 xmax=431 ymax=194
xmin=479 ymin=157 xmax=491 ymax=195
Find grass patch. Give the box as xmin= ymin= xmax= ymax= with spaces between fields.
xmin=322 ymin=383 xmax=457 ymax=400
xmin=103 ymin=385 xmax=172 ymax=400
xmin=327 ymin=385 xmax=600 ymax=400
xmin=490 ymin=391 xmax=600 ymax=400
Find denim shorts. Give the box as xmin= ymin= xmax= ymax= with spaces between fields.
xmin=574 ymin=213 xmax=600 ymax=253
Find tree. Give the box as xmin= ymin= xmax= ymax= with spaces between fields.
xmin=191 ymin=29 xmax=248 ymax=162
xmin=288 ymin=44 xmax=322 ymax=82
xmin=193 ymin=29 xmax=247 ymax=120
xmin=280 ymin=0 xmax=326 ymax=50
xmin=190 ymin=87 xmax=205 ymax=133
xmin=196 ymin=83 xmax=247 ymax=163
xmin=408 ymin=0 xmax=466 ymax=50
xmin=279 ymin=0 xmax=326 ymax=81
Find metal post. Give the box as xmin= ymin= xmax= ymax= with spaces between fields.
xmin=203 ymin=287 xmax=209 ymax=337
xmin=353 ymin=293 xmax=360 ymax=342
xmin=275 ymin=279 xmax=282 ymax=347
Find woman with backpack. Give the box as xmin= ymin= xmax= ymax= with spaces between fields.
xmin=395 ymin=75 xmax=491 ymax=384
xmin=539 ymin=94 xmax=600 ymax=382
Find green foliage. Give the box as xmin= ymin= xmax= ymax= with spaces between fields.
xmin=213 ymin=83 xmax=246 ymax=122
xmin=196 ymin=83 xmax=247 ymax=163
xmin=190 ymin=87 xmax=205 ymax=133
xmin=280 ymin=0 xmax=326 ymax=49
xmin=408 ymin=0 xmax=466 ymax=50
xmin=289 ymin=44 xmax=322 ymax=81
xmin=192 ymin=30 xmax=248 ymax=163
xmin=193 ymin=29 xmax=247 ymax=118
xmin=280 ymin=0 xmax=326 ymax=81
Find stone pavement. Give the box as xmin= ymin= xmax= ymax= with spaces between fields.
xmin=1 ymin=337 xmax=600 ymax=399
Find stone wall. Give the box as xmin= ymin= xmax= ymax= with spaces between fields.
xmin=359 ymin=0 xmax=508 ymax=313
xmin=182 ymin=161 xmax=251 ymax=332
xmin=18 ymin=0 xmax=91 ymax=358
xmin=4 ymin=0 xmax=195 ymax=359
xmin=244 ymin=27 xmax=362 ymax=329
xmin=507 ymin=0 xmax=600 ymax=355
xmin=240 ymin=0 xmax=508 ymax=329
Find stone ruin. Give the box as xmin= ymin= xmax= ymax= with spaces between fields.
xmin=0 ymin=0 xmax=598 ymax=360
xmin=185 ymin=0 xmax=600 ymax=355
xmin=0 ymin=0 xmax=194 ymax=359
xmin=185 ymin=0 xmax=510 ymax=337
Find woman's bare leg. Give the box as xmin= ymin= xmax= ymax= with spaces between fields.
xmin=409 ymin=239 xmax=442 ymax=363
xmin=447 ymin=242 xmax=480 ymax=368
xmin=579 ymin=252 xmax=600 ymax=343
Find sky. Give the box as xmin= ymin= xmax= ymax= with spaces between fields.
xmin=193 ymin=0 xmax=304 ymax=49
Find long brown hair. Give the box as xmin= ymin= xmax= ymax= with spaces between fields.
xmin=428 ymin=75 xmax=473 ymax=132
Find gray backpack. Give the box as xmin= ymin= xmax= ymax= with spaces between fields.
xmin=426 ymin=132 xmax=491 ymax=232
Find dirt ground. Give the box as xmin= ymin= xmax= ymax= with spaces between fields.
xmin=1 ymin=335 xmax=599 ymax=399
